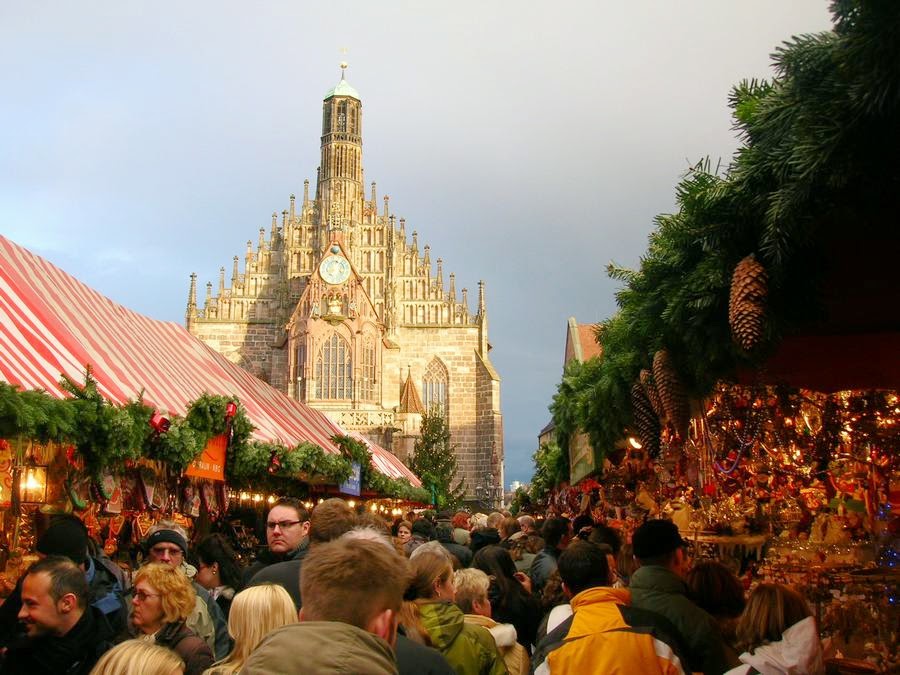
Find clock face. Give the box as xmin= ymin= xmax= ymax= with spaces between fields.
xmin=319 ymin=254 xmax=351 ymax=285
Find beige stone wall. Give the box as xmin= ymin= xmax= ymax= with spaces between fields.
xmin=384 ymin=325 xmax=484 ymax=493
xmin=190 ymin=320 xmax=281 ymax=383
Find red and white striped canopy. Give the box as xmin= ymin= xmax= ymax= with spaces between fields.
xmin=0 ymin=235 xmax=419 ymax=486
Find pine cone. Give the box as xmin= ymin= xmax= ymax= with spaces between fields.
xmin=631 ymin=383 xmax=660 ymax=457
xmin=652 ymin=349 xmax=690 ymax=438
xmin=729 ymin=255 xmax=768 ymax=352
xmin=639 ymin=368 xmax=665 ymax=421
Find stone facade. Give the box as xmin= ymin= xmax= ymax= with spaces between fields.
xmin=186 ymin=66 xmax=503 ymax=503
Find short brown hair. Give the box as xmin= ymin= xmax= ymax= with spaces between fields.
xmin=300 ymin=537 xmax=409 ymax=628
xmin=736 ymin=583 xmax=811 ymax=652
xmin=498 ymin=517 xmax=520 ymax=540
xmin=269 ymin=498 xmax=310 ymax=523
xmin=309 ymin=498 xmax=356 ymax=545
xmin=134 ymin=563 xmax=196 ymax=624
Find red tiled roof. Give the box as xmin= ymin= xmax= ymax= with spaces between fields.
xmin=0 ymin=235 xmax=419 ymax=485
xmin=578 ymin=324 xmax=602 ymax=361
xmin=398 ymin=373 xmax=424 ymax=414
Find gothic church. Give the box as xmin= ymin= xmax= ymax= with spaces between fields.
xmin=186 ymin=66 xmax=503 ymax=503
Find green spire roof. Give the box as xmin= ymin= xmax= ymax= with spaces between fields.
xmin=325 ymin=62 xmax=360 ymax=100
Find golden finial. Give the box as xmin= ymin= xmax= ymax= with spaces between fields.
xmin=340 ymin=47 xmax=349 ymax=79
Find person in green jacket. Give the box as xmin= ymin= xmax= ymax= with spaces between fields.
xmin=629 ymin=520 xmax=733 ymax=675
xmin=402 ymin=544 xmax=508 ymax=675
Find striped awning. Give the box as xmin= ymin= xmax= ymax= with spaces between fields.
xmin=0 ymin=235 xmax=419 ymax=485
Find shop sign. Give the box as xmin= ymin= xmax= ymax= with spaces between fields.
xmin=185 ymin=433 xmax=227 ymax=481
xmin=340 ymin=461 xmax=361 ymax=496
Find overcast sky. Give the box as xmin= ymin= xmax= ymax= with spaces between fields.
xmin=0 ymin=2 xmax=833 ymax=487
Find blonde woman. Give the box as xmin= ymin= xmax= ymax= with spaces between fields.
xmin=454 ymin=568 xmax=529 ymax=675
xmin=91 ymin=639 xmax=184 ymax=675
xmin=400 ymin=546 xmax=506 ymax=675
xmin=132 ymin=563 xmax=214 ymax=675
xmin=202 ymin=584 xmax=298 ymax=675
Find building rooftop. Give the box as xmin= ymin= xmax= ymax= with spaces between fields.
xmin=324 ymin=62 xmax=360 ymax=100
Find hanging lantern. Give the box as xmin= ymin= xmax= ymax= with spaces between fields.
xmin=19 ymin=464 xmax=47 ymax=504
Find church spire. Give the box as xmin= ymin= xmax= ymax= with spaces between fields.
xmin=477 ymin=280 xmax=489 ymax=355
xmin=186 ymin=272 xmax=198 ymax=327
xmin=318 ymin=62 xmax=363 ymax=240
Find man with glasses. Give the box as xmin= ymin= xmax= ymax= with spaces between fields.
xmin=629 ymin=519 xmax=731 ymax=675
xmin=141 ymin=522 xmax=230 ymax=660
xmin=247 ymin=498 xmax=354 ymax=609
xmin=243 ymin=498 xmax=311 ymax=585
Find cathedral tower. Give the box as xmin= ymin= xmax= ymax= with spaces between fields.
xmin=186 ymin=66 xmax=504 ymax=505
xmin=316 ymin=62 xmax=364 ymax=247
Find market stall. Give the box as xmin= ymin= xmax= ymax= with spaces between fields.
xmin=0 ymin=235 xmax=425 ymax=583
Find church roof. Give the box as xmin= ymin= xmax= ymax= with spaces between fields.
xmin=0 ymin=235 xmax=419 ymax=486
xmin=398 ymin=373 xmax=424 ymax=414
xmin=564 ymin=317 xmax=602 ymax=365
xmin=324 ymin=65 xmax=360 ymax=100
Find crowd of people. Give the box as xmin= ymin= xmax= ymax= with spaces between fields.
xmin=0 ymin=499 xmax=828 ymax=674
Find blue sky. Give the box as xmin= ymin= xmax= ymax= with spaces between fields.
xmin=0 ymin=1 xmax=833 ymax=487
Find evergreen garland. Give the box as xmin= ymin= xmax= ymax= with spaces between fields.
xmin=550 ymin=2 xmax=900 ymax=468
xmin=0 ymin=372 xmax=426 ymax=501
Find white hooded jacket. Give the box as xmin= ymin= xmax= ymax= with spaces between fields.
xmin=725 ymin=617 xmax=824 ymax=675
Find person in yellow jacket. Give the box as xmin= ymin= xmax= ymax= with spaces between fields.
xmin=532 ymin=541 xmax=688 ymax=675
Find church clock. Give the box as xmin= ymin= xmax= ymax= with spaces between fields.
xmin=319 ymin=254 xmax=351 ymax=285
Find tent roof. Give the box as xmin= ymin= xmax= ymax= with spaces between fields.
xmin=0 ymin=235 xmax=419 ymax=486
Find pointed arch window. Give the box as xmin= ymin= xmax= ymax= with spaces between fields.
xmin=315 ymin=333 xmax=352 ymax=400
xmin=359 ymin=337 xmax=376 ymax=402
xmin=422 ymin=357 xmax=449 ymax=417
xmin=337 ymin=101 xmax=347 ymax=132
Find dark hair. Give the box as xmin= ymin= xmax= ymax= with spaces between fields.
xmin=686 ymin=561 xmax=745 ymax=619
xmin=472 ymin=545 xmax=529 ymax=617
xmin=572 ymin=514 xmax=594 ymax=536
xmin=27 ymin=556 xmax=88 ymax=609
xmin=541 ymin=517 xmax=571 ymax=549
xmin=411 ymin=518 xmax=436 ymax=541
xmin=195 ymin=533 xmax=243 ymax=591
xmin=540 ymin=569 xmax=568 ymax=613
xmin=586 ymin=524 xmax=622 ymax=554
xmin=309 ymin=498 xmax=356 ymax=545
xmin=557 ymin=541 xmax=610 ymax=596
xmin=435 ymin=524 xmax=454 ymax=542
xmin=269 ymin=498 xmax=310 ymax=523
